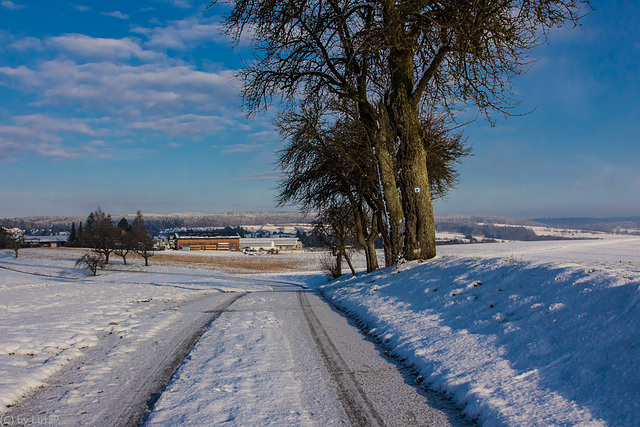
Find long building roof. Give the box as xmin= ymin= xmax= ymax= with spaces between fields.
xmin=173 ymin=231 xmax=240 ymax=239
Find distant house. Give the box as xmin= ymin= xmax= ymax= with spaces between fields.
xmin=169 ymin=231 xmax=241 ymax=251
xmin=24 ymin=235 xmax=68 ymax=248
xmin=240 ymin=237 xmax=303 ymax=251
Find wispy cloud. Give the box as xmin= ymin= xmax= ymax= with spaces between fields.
xmin=0 ymin=115 xmax=107 ymax=161
xmin=68 ymin=3 xmax=90 ymax=12
xmin=249 ymin=130 xmax=280 ymax=142
xmin=47 ymin=34 xmax=158 ymax=60
xmin=0 ymin=58 xmax=238 ymax=113
xmin=235 ymin=171 xmax=283 ymax=181
xmin=7 ymin=36 xmax=43 ymax=51
xmin=0 ymin=137 xmax=20 ymax=162
xmin=131 ymin=17 xmax=227 ymax=50
xmin=1 ymin=1 xmax=26 ymax=10
xmin=222 ymin=144 xmax=265 ymax=154
xmin=82 ymin=140 xmax=109 ymax=153
xmin=12 ymin=114 xmax=104 ymax=135
xmin=101 ymin=11 xmax=129 ymax=20
xmin=163 ymin=0 xmax=194 ymax=9
xmin=130 ymin=114 xmax=242 ymax=138
xmin=0 ymin=19 xmax=249 ymax=163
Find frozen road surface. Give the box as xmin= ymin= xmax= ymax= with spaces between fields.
xmin=0 ymin=258 xmax=469 ymax=426
xmin=145 ymin=282 xmax=469 ymax=426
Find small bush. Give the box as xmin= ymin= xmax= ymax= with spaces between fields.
xmin=75 ymin=253 xmax=105 ymax=276
xmin=320 ymin=251 xmax=341 ymax=278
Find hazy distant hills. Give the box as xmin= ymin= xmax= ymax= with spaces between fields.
xmin=0 ymin=212 xmax=313 ymax=233
xmin=438 ymin=215 xmax=640 ymax=233
xmin=531 ymin=217 xmax=640 ymax=233
xmin=2 ymin=212 xmax=638 ymax=235
xmin=3 ymin=212 xmax=538 ymax=229
xmin=435 ymin=214 xmax=542 ymax=227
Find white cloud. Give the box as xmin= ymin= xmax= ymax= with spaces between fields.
xmin=222 ymin=144 xmax=265 ymax=154
xmin=249 ymin=130 xmax=280 ymax=142
xmin=0 ymin=115 xmax=107 ymax=160
xmin=0 ymin=26 xmax=249 ymax=162
xmin=68 ymin=3 xmax=90 ymax=12
xmin=3 ymin=60 xmax=239 ymax=114
xmin=1 ymin=1 xmax=26 ymax=10
xmin=101 ymin=11 xmax=129 ymax=20
xmin=12 ymin=114 xmax=104 ymax=136
xmin=0 ymin=137 xmax=20 ymax=162
xmin=235 ymin=171 xmax=283 ymax=181
xmin=81 ymin=139 xmax=113 ymax=157
xmin=130 ymin=114 xmax=241 ymax=138
xmin=131 ymin=17 xmax=227 ymax=50
xmin=46 ymin=34 xmax=158 ymax=61
xmin=35 ymin=143 xmax=82 ymax=160
xmin=7 ymin=36 xmax=43 ymax=51
xmin=0 ymin=64 xmax=39 ymax=85
xmin=163 ymin=0 xmax=193 ymax=9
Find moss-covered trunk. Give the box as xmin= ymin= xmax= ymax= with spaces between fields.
xmin=385 ymin=2 xmax=437 ymax=260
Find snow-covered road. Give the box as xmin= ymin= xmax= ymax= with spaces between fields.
xmin=1 ymin=290 xmax=243 ymax=426
xmin=0 ymin=252 xmax=469 ymax=426
xmin=145 ymin=282 xmax=468 ymax=426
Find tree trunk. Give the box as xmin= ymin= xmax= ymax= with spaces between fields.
xmin=364 ymin=239 xmax=378 ymax=272
xmin=371 ymin=107 xmax=404 ymax=265
xmin=357 ymin=101 xmax=404 ymax=267
xmin=399 ymin=136 xmax=436 ymax=260
xmin=352 ymin=199 xmax=380 ymax=273
xmin=385 ymin=8 xmax=437 ymax=261
xmin=343 ymin=250 xmax=357 ymax=276
xmin=391 ymin=102 xmax=436 ymax=260
xmin=377 ymin=210 xmax=393 ymax=267
xmin=375 ymin=133 xmax=404 ymax=264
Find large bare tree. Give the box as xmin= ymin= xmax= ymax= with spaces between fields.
xmin=214 ymin=0 xmax=591 ymax=260
xmin=276 ymin=99 xmax=468 ymax=271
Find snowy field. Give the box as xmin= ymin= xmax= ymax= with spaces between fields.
xmin=1 ymin=234 xmax=639 ymax=426
xmin=0 ymin=249 xmax=276 ymax=417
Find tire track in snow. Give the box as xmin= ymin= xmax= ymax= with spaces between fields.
xmin=2 ymin=292 xmax=246 ymax=427
xmin=108 ymin=293 xmax=246 ymax=427
xmin=298 ymin=290 xmax=384 ymax=427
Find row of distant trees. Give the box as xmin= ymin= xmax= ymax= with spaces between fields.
xmin=71 ymin=209 xmax=155 ymax=268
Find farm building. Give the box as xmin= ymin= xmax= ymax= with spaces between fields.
xmin=239 ymin=237 xmax=302 ymax=251
xmin=170 ymin=231 xmax=241 ymax=251
xmin=24 ymin=235 xmax=68 ymax=248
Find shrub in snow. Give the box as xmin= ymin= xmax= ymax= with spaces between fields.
xmin=75 ymin=253 xmax=105 ymax=276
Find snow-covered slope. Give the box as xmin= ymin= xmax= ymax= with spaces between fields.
xmin=319 ymin=236 xmax=640 ymax=426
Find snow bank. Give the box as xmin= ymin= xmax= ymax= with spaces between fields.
xmin=319 ymin=238 xmax=640 ymax=426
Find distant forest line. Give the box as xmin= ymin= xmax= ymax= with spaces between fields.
xmin=0 ymin=212 xmax=312 ymax=236
xmin=2 ymin=213 xmax=638 ymax=238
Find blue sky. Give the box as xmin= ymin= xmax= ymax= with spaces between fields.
xmin=0 ymin=0 xmax=638 ymax=219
